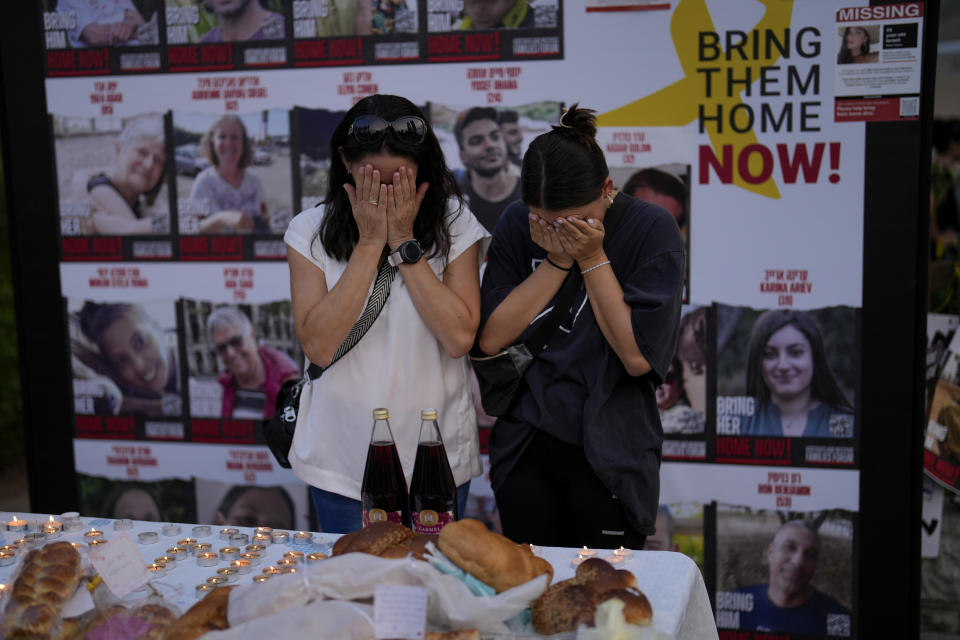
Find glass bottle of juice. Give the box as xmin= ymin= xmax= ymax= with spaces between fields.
xmin=409 ymin=408 xmax=457 ymax=534
xmin=360 ymin=407 xmax=410 ymax=528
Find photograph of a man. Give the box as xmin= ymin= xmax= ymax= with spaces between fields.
xmin=622 ymin=168 xmax=687 ymax=239
xmin=455 ymin=106 xmax=521 ymax=232
xmin=498 ymin=109 xmax=523 ymax=169
xmin=198 ymin=0 xmax=285 ymax=42
xmin=733 ymin=520 xmax=849 ymax=635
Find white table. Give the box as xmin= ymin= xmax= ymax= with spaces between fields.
xmin=0 ymin=514 xmax=717 ymax=640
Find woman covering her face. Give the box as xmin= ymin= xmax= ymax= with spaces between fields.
xmin=79 ymin=302 xmax=181 ymax=416
xmin=740 ymin=309 xmax=854 ymax=438
xmin=190 ymin=114 xmax=271 ymax=234
xmin=837 ymin=26 xmax=878 ymax=64
xmin=284 ymin=94 xmax=489 ymax=533
xmin=73 ymin=114 xmax=168 ymax=235
xmin=477 ymin=104 xmax=685 ymax=549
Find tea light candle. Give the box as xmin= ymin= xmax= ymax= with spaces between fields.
xmin=163 ymin=524 xmax=182 ymax=536
xmin=88 ymin=538 xmax=108 ymax=548
xmin=219 ymin=547 xmax=240 ymax=561
xmin=166 ymin=546 xmax=188 ymax=560
xmin=0 ymin=545 xmax=18 ymax=557
xmin=229 ymin=533 xmax=249 ymax=546
xmin=6 ymin=516 xmax=27 ymax=532
xmin=239 ymin=552 xmax=261 ymax=566
xmin=196 ymin=584 xmax=214 ymax=598
xmin=577 ymin=546 xmax=596 ymax=558
xmin=190 ymin=543 xmax=212 ymax=557
xmin=216 ymin=567 xmax=239 ymax=582
xmin=282 ymin=551 xmax=304 ymax=564
xmin=528 ymin=544 xmax=541 ymax=554
xmin=192 ymin=525 xmax=212 ymax=537
xmin=46 ymin=516 xmax=62 ymax=532
xmin=613 ymin=546 xmax=633 ymax=558
xmin=230 ymin=559 xmax=251 ymax=574
xmin=0 ymin=584 xmax=6 ymax=602
xmin=276 ymin=558 xmax=297 ymax=569
xmin=262 ymin=566 xmax=281 ymax=576
xmin=254 ymin=527 xmax=273 ymax=536
xmin=42 ymin=526 xmax=60 ymax=539
xmin=113 ymin=519 xmax=133 ymax=531
xmin=293 ymin=531 xmax=312 ymax=544
xmin=271 ymin=531 xmax=289 ymax=544
xmin=219 ymin=528 xmax=238 ymax=541
xmin=197 ymin=552 xmax=219 ymax=567
xmin=306 ymin=552 xmax=327 ymax=565
xmin=61 ymin=511 xmax=79 ymax=521
xmin=252 ymin=575 xmax=270 ymax=584
xmin=603 ymin=554 xmax=624 ymax=564
xmin=176 ymin=538 xmax=197 ymax=547
xmin=251 ymin=534 xmax=271 ymax=545
xmin=570 ymin=557 xmax=586 ymax=567
xmin=0 ymin=551 xmax=15 ymax=567
xmin=160 ymin=552 xmax=182 ymax=565
xmin=84 ymin=529 xmax=104 ymax=539
xmin=281 ymin=567 xmax=298 ymax=574
xmin=138 ymin=532 xmax=159 ymax=545
xmin=13 ymin=538 xmax=28 ymax=548
xmin=147 ymin=562 xmax=166 ymax=577
xmin=24 ymin=532 xmax=47 ymax=547
xmin=245 ymin=544 xmax=266 ymax=553
xmin=206 ymin=576 xmax=229 ymax=586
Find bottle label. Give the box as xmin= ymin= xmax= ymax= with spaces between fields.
xmin=412 ymin=509 xmax=454 ymax=535
xmin=363 ymin=508 xmax=403 ymax=527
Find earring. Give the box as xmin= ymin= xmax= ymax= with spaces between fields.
xmin=604 ymin=192 xmax=615 ymax=205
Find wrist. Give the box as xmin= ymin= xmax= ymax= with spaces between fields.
xmin=546 ymin=252 xmax=574 ymax=269
xmin=577 ymin=251 xmax=608 ymax=270
xmin=387 ymin=234 xmax=415 ymax=251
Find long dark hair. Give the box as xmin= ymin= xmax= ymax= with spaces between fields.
xmin=837 ymin=27 xmax=870 ymax=64
xmin=316 ymin=95 xmax=460 ymax=262
xmin=745 ymin=309 xmax=853 ymax=412
xmin=520 ymin=103 xmax=608 ymax=210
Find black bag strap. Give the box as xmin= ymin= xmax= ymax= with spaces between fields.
xmin=523 ymin=192 xmax=630 ymax=355
xmin=305 ymin=258 xmax=397 ymax=380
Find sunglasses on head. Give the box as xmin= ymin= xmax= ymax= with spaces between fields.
xmin=347 ymin=115 xmax=427 ymax=145
xmin=214 ymin=335 xmax=244 ymax=355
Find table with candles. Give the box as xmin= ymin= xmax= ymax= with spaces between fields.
xmin=1 ymin=512 xmax=718 ymax=639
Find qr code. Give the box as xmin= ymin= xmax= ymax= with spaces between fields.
xmin=827 ymin=613 xmax=851 ymax=637
xmin=900 ymin=96 xmax=920 ymax=117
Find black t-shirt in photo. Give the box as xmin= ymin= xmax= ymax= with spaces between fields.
xmin=479 ymin=193 xmax=685 ymax=534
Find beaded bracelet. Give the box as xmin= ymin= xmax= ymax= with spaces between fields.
xmin=581 ymin=260 xmax=611 ymax=275
xmin=545 ymin=255 xmax=573 ymax=271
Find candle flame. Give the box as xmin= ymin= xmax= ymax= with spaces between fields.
xmin=582 ymin=546 xmax=588 ymax=550
xmin=13 ymin=516 xmax=18 ymax=521
xmin=49 ymin=516 xmax=54 ymax=523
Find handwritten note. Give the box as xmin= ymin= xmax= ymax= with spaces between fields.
xmin=88 ymin=533 xmax=149 ymax=598
xmin=374 ymin=584 xmax=427 ymax=639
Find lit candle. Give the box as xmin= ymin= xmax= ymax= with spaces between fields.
xmin=162 ymin=524 xmax=182 ymax=537
xmin=262 ymin=566 xmax=281 ymax=576
xmin=251 ymin=534 xmax=271 ymax=545
xmin=528 ymin=544 xmax=541 ymax=554
xmin=216 ymin=567 xmax=239 ymax=583
xmin=282 ymin=551 xmax=304 ymax=565
xmin=252 ymin=575 xmax=270 ymax=584
xmin=42 ymin=526 xmax=60 ymax=539
xmin=0 ymin=584 xmax=6 ymax=602
xmin=166 ymin=546 xmax=188 ymax=562
xmin=0 ymin=545 xmax=18 ymax=557
xmin=84 ymin=528 xmax=104 ymax=539
xmin=205 ymin=576 xmax=229 ymax=586
xmin=219 ymin=547 xmax=240 ymax=561
xmin=6 ymin=516 xmax=27 ymax=532
xmin=147 ymin=563 xmax=166 ymax=577
xmin=603 ymin=554 xmax=624 ymax=565
xmin=113 ymin=519 xmax=133 ymax=531
xmin=196 ymin=584 xmax=214 ymax=598
xmin=254 ymin=527 xmax=273 ymax=536
xmin=230 ymin=559 xmax=251 ymax=574
xmin=88 ymin=538 xmax=108 ymax=548
xmin=577 ymin=546 xmax=596 ymax=558
xmin=613 ymin=546 xmax=633 ymax=558
xmin=239 ymin=552 xmax=261 ymax=566
xmin=176 ymin=538 xmax=197 ymax=547
xmin=570 ymin=557 xmax=586 ymax=567
xmin=46 ymin=516 xmax=62 ymax=532
xmin=192 ymin=525 xmax=212 ymax=537
xmin=219 ymin=528 xmax=238 ymax=541
xmin=293 ymin=531 xmax=312 ymax=544
xmin=137 ymin=532 xmax=159 ymax=545
xmin=197 ymin=552 xmax=219 ymax=567
xmin=159 ymin=554 xmax=180 ymax=567
xmin=190 ymin=543 xmax=212 ymax=556
xmin=306 ymin=552 xmax=327 ymax=565
xmin=271 ymin=531 xmax=289 ymax=544
xmin=245 ymin=544 xmax=266 ymax=553
xmin=0 ymin=551 xmax=15 ymax=567
xmin=276 ymin=558 xmax=297 ymax=569
xmin=23 ymin=532 xmax=47 ymax=547
xmin=281 ymin=567 xmax=298 ymax=574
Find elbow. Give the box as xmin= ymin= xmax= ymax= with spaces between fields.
xmin=298 ymin=333 xmax=334 ymax=369
xmin=442 ymin=328 xmax=478 ymax=359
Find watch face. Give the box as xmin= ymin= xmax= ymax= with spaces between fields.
xmin=400 ymin=240 xmax=423 ymax=263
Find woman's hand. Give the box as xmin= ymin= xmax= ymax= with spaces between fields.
xmin=343 ymin=165 xmax=388 ymax=245
xmin=529 ymin=213 xmax=573 ymax=269
xmin=386 ymin=165 xmax=428 ymax=247
xmin=555 ymin=216 xmax=605 ymax=265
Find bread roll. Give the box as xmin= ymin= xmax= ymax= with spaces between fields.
xmin=437 ymin=519 xmax=553 ymax=593
xmin=332 ymin=522 xmax=415 ymax=557
xmin=531 ymin=583 xmax=596 ymax=635
xmin=597 ymin=588 xmax=653 ymax=626
xmin=378 ymin=534 xmax=437 ymax=560
xmin=424 ymin=630 xmax=481 ymax=640
xmin=2 ymin=541 xmax=82 ymax=640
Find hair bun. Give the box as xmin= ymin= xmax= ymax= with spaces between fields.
xmin=554 ymin=104 xmax=600 ymax=152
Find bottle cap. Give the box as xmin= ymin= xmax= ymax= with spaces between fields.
xmin=373 ymin=408 xmax=389 ymax=419
xmin=421 ymin=408 xmax=438 ymax=420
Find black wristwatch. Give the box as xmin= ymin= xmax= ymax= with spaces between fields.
xmin=388 ymin=239 xmax=423 ymax=266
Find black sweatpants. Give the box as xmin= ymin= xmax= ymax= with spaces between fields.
xmin=493 ymin=429 xmax=647 ymax=550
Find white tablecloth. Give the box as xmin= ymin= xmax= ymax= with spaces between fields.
xmin=0 ymin=514 xmax=717 ymax=640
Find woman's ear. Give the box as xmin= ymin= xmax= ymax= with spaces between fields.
xmin=602 ymin=176 xmax=615 ymax=198
xmin=338 ymin=146 xmax=351 ymax=174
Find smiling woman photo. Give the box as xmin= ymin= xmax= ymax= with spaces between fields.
xmin=740 ymin=310 xmax=854 ymax=438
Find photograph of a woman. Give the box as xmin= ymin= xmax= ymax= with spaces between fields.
xmin=739 ymin=309 xmax=855 ymax=438
xmin=69 ymin=300 xmax=182 ymax=417
xmin=59 ymin=113 xmax=169 ymax=235
xmin=284 ymin=94 xmax=489 ymax=533
xmin=837 ymin=25 xmax=879 ymax=64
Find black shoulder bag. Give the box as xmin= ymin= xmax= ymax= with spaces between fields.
xmin=262 ymin=260 xmax=397 ymax=468
xmin=469 ymin=194 xmax=629 ymax=417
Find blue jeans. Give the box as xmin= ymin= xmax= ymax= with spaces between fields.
xmin=310 ymin=481 xmax=471 ymax=534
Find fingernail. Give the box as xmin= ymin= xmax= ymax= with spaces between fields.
xmin=587 ymin=218 xmax=595 ymax=224
xmin=529 ymin=214 xmax=536 ymax=221
xmin=555 ymin=218 xmax=564 ymax=225
xmin=567 ymin=217 xmax=576 ymax=223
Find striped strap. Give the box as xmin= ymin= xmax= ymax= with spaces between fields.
xmin=306 ymin=259 xmax=397 ymax=380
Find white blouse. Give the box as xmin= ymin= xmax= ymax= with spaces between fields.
xmin=283 ymin=201 xmax=490 ymax=499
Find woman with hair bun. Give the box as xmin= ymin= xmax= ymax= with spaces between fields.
xmin=477 ymin=105 xmax=685 ymax=548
